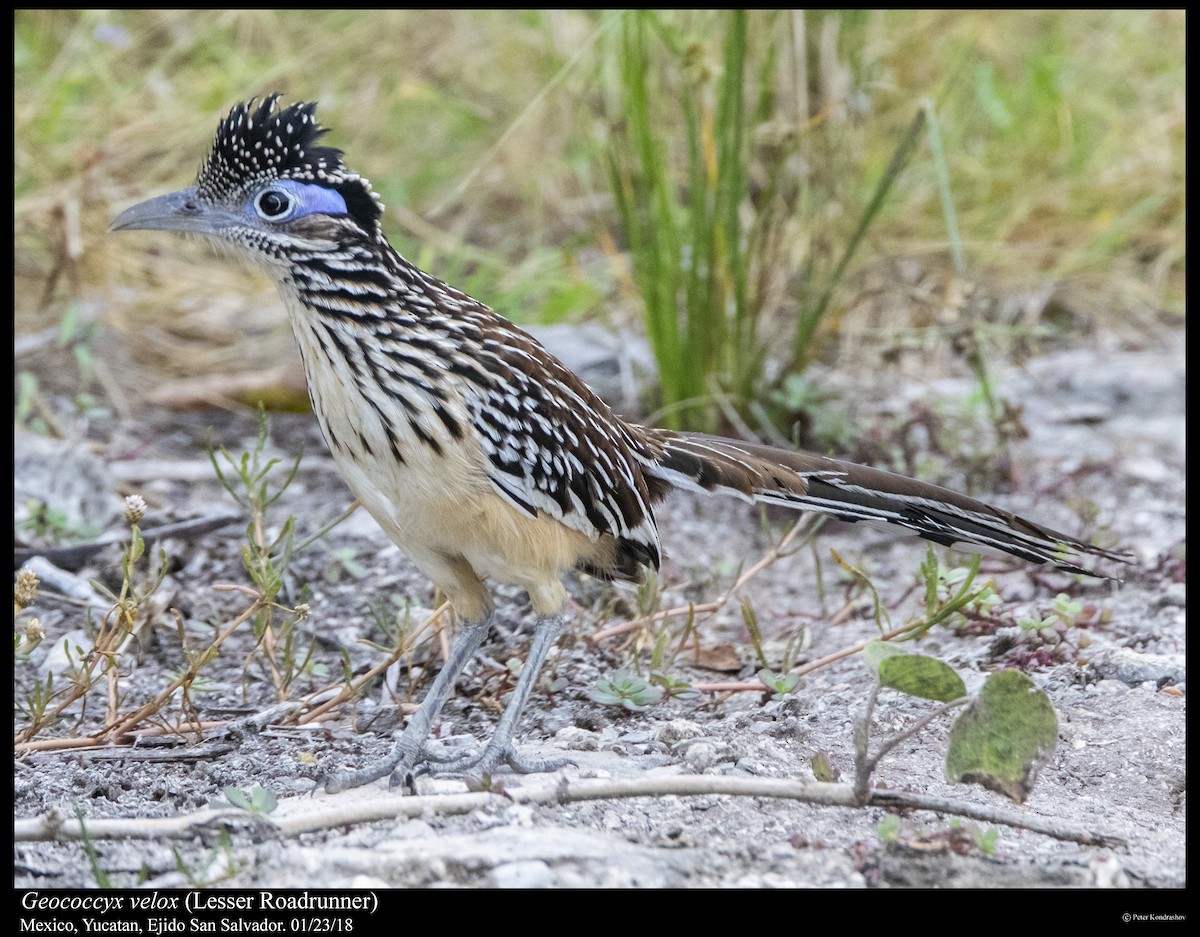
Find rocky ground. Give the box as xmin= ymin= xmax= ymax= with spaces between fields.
xmin=13 ymin=334 xmax=1185 ymax=891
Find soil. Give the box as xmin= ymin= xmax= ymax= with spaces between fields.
xmin=13 ymin=336 xmax=1185 ymax=891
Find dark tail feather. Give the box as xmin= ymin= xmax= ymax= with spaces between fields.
xmin=644 ymin=430 xmax=1130 ymax=578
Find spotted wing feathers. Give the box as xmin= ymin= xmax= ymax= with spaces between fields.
xmin=463 ymin=321 xmax=663 ymax=579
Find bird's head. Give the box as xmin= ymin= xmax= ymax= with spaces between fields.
xmin=110 ymin=95 xmax=383 ymax=266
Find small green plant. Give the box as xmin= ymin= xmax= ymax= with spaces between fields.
xmin=876 ymin=813 xmax=902 ymax=844
xmin=831 ymin=549 xmax=890 ymax=633
xmin=538 ymin=667 xmax=570 ymax=696
xmin=587 ymin=669 xmax=664 ymax=711
xmin=1049 ymin=593 xmax=1084 ymax=626
xmin=770 ymin=374 xmax=857 ymax=452
xmin=209 ymin=405 xmax=302 ymax=614
xmin=208 ymin=405 xmax=314 ymax=697
xmin=649 ymin=671 xmax=700 ymax=701
xmin=758 ymin=668 xmax=800 ymax=700
xmin=172 ymin=828 xmax=243 ymax=886
xmin=825 ymin=550 xmax=1065 ymax=806
xmin=15 ymin=305 xmax=106 ymax=435
xmin=96 ymin=495 xmax=168 ymax=638
xmin=927 ymin=557 xmax=1113 ymax=667
xmin=778 ymin=620 xmax=809 ymax=674
xmin=363 ymin=594 xmax=424 ymax=653
xmin=855 ymin=638 xmax=1057 ymax=806
xmin=1018 ymin=611 xmax=1061 ymax=641
xmin=1006 ymin=592 xmax=1107 ymax=670
xmin=14 ymin=670 xmax=55 ymax=731
xmin=222 ymin=785 xmax=278 ymax=816
xmin=973 ymin=824 xmax=999 ymax=856
xmin=13 ymin=619 xmax=46 ymax=663
xmin=876 ymin=814 xmax=999 ymax=856
xmin=76 ymin=807 xmax=114 ymax=888
xmin=935 ymin=563 xmax=1000 ymax=616
xmin=324 ymin=545 xmax=368 ymax=582
xmin=57 ymin=303 xmax=98 ymax=388
xmin=164 ymin=670 xmax=218 ymax=697
xmin=633 ymin=565 xmax=662 ymax=617
xmin=20 ymin=498 xmax=100 ymax=543
xmin=740 ymin=598 xmax=769 ymax=670
xmin=15 ymin=372 xmax=46 ymax=434
xmin=911 ymin=547 xmax=997 ymax=639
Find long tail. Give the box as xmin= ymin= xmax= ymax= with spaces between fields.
xmin=643 ymin=430 xmax=1129 ymax=577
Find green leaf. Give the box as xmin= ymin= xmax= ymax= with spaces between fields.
xmin=878 ymin=655 xmax=967 ymax=702
xmin=651 ymin=672 xmax=701 ymax=701
xmin=945 ymin=669 xmax=1058 ymax=804
xmin=224 ymin=785 xmax=277 ymax=815
xmin=811 ymin=751 xmax=838 ymax=783
xmin=863 ymin=640 xmax=965 ymax=702
xmin=876 ymin=814 xmax=902 ymax=843
xmin=862 ymin=639 xmax=907 ymax=674
xmin=975 ymin=827 xmax=999 ymax=855
xmin=250 ymin=787 xmax=278 ymax=814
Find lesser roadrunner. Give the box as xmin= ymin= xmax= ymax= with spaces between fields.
xmin=112 ymin=96 xmax=1126 ymax=792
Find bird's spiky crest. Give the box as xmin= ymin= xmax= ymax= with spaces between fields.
xmin=196 ymin=94 xmax=383 ymax=235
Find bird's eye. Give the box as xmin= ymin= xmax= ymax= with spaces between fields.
xmin=255 ymin=189 xmax=294 ymax=220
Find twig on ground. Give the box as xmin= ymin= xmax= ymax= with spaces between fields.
xmin=13 ymin=775 xmax=1125 ymax=848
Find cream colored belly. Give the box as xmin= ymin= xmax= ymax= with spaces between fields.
xmin=331 ymin=438 xmax=593 ymax=618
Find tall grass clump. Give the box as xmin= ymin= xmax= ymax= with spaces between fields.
xmin=607 ymin=10 xmax=761 ymax=431
xmin=604 ymin=10 xmax=908 ymax=434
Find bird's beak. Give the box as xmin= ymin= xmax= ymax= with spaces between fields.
xmin=109 ymin=187 xmax=237 ymax=236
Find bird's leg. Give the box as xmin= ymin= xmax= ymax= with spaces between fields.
xmin=429 ymin=612 xmax=573 ymax=776
xmin=323 ymin=613 xmax=492 ymax=792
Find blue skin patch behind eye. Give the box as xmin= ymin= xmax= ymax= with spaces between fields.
xmin=252 ymin=179 xmax=348 ymax=220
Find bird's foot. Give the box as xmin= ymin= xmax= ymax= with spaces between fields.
xmin=320 ymin=614 xmax=496 ymax=794
xmin=319 ymin=736 xmax=566 ymax=793
xmin=320 ymin=735 xmax=426 ymax=794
